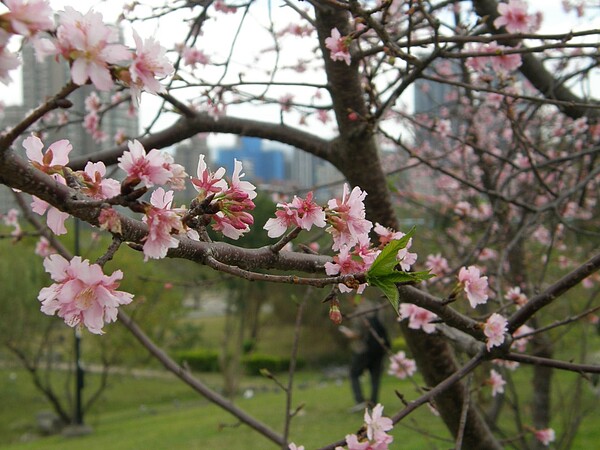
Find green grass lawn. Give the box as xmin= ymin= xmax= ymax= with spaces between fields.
xmin=2 ymin=363 xmax=599 ymax=449
xmin=0 ymin=367 xmax=454 ymax=449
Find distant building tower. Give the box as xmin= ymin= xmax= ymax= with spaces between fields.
xmin=214 ymin=136 xmax=286 ymax=183
xmin=174 ymin=135 xmax=211 ymax=201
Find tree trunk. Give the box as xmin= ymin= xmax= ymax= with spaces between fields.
xmin=315 ymin=6 xmax=502 ymax=449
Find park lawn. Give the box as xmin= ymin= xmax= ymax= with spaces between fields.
xmin=1 ymin=367 xmax=453 ymax=449
xmin=2 ymin=365 xmax=599 ymax=449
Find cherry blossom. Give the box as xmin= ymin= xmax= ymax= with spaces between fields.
xmin=399 ymin=303 xmax=437 ymax=334
xmin=142 ymin=188 xmax=183 ymax=261
xmin=2 ymin=0 xmax=54 ymax=37
xmin=505 ymin=286 xmax=528 ymax=307
xmin=511 ymin=324 xmax=534 ymax=352
xmin=98 ymin=207 xmax=121 ymax=234
xmin=494 ymin=0 xmax=536 ymax=34
xmin=182 ymin=46 xmax=210 ymax=68
xmin=191 ymin=154 xmax=227 ymax=201
xmin=458 ymin=265 xmax=489 ymax=308
xmin=364 ymin=404 xmax=393 ymax=442
xmin=127 ymin=30 xmax=174 ymax=102
xmin=118 ymin=140 xmax=173 ymax=188
xmin=288 ymin=443 xmax=304 ymax=450
xmin=264 ymin=202 xmax=297 ymax=238
xmin=388 ymin=351 xmax=417 ymax=379
xmin=325 ymin=27 xmax=351 ymax=65
xmin=80 ymin=162 xmax=120 ymax=200
xmin=38 ymin=254 xmax=133 ymax=334
xmin=488 ymin=369 xmax=506 ymax=396
xmin=0 ymin=29 xmax=20 ymax=84
xmin=24 ymin=135 xmax=72 ymax=174
xmin=484 ymin=313 xmax=508 ymax=351
xmin=34 ymin=236 xmax=56 ymax=257
xmin=326 ymin=184 xmax=372 ymax=251
xmin=324 ymin=244 xmax=369 ymax=293
xmin=426 ymin=253 xmax=450 ymax=276
xmin=534 ymin=428 xmax=556 ymax=446
xmin=45 ymin=7 xmax=130 ymax=91
xmin=264 ymin=192 xmax=325 ymax=238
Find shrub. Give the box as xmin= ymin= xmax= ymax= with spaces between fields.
xmin=175 ymin=349 xmax=220 ymax=372
xmin=242 ymin=353 xmax=305 ymax=376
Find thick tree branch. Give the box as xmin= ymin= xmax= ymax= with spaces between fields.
xmin=508 ymin=252 xmax=600 ymax=331
xmin=69 ymin=113 xmax=332 ymax=171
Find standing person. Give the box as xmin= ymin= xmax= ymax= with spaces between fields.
xmin=339 ymin=298 xmax=390 ymax=412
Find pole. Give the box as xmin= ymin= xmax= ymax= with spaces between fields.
xmin=74 ymin=218 xmax=84 ymax=425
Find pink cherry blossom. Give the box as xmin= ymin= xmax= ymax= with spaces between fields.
xmin=458 ymin=265 xmax=489 ymax=308
xmin=505 ymin=286 xmax=528 ymax=307
xmin=142 ymin=188 xmax=183 ymax=261
xmin=128 ymin=30 xmax=174 ymax=102
xmin=230 ymin=159 xmax=257 ymax=200
xmin=191 ymin=154 xmax=227 ymax=200
xmin=162 ymin=153 xmax=188 ymax=191
xmin=290 ymin=191 xmax=326 ymax=231
xmin=488 ymin=369 xmax=506 ymax=396
xmin=81 ymin=161 xmax=120 ymax=200
xmin=364 ymin=404 xmax=393 ymax=442
xmin=325 ymin=244 xmax=370 ymax=293
xmin=49 ymin=7 xmax=130 ymax=91
xmin=399 ymin=303 xmax=437 ymax=334
xmin=396 ymin=240 xmax=417 ymax=272
xmin=325 ymin=27 xmax=351 ymax=65
xmin=264 ymin=202 xmax=298 ymax=238
xmin=426 ymin=253 xmax=450 ymax=276
xmin=2 ymin=208 xmax=21 ymax=236
xmin=0 ymin=29 xmax=20 ymax=84
xmin=337 ymin=434 xmax=369 ymax=450
xmin=24 ymin=135 xmax=72 ymax=173
xmin=534 ymin=428 xmax=556 ymax=446
xmin=38 ymin=254 xmax=133 ymax=334
xmin=494 ymin=0 xmax=536 ymax=34
xmin=2 ymin=208 xmax=19 ymax=227
xmin=118 ymin=140 xmax=173 ymax=188
xmin=2 ymin=0 xmax=54 ymax=37
xmin=98 ymin=207 xmax=121 ymax=234
xmin=373 ymin=223 xmax=404 ymax=246
xmin=388 ymin=351 xmax=417 ymax=379
xmin=34 ymin=236 xmax=56 ymax=257
xmin=182 ymin=46 xmax=210 ymax=68
xmin=327 ymin=184 xmax=372 ymax=251
xmin=288 ymin=444 xmax=304 ymax=450
xmin=484 ymin=313 xmax=508 ymax=351
xmin=511 ymin=324 xmax=534 ymax=352
xmin=264 ymin=192 xmax=325 ymax=237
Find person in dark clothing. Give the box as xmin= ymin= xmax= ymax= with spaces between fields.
xmin=339 ymin=299 xmax=390 ymax=411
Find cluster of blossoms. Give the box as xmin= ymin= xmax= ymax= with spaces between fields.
xmin=0 ymin=0 xmax=54 ymax=83
xmin=25 ymin=132 xmax=259 ymax=331
xmin=493 ymin=0 xmax=540 ymax=34
xmin=388 ymin=351 xmax=417 ymax=380
xmin=29 ymin=6 xmax=173 ymax=103
xmin=38 ymin=254 xmax=133 ymax=334
xmin=399 ymin=303 xmax=437 ymax=334
xmin=265 ymin=184 xmax=417 ymax=294
xmin=1 ymin=208 xmax=20 ymax=237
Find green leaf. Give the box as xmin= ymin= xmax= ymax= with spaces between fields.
xmin=370 ymin=279 xmax=400 ymax=314
xmin=365 ymin=229 xmax=435 ymax=314
xmin=367 ymin=228 xmax=415 ymax=278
